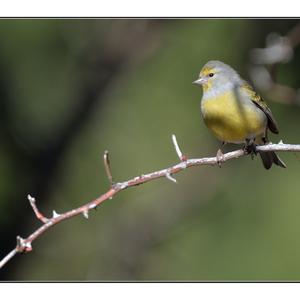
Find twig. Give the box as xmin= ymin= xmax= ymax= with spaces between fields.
xmin=1 ymin=135 xmax=299 ymax=270
xmin=103 ymin=150 xmax=114 ymax=187
xmin=27 ymin=194 xmax=49 ymax=223
xmin=172 ymin=134 xmax=187 ymax=162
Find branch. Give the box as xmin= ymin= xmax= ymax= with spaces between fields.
xmin=1 ymin=135 xmax=299 ymax=270
xmin=249 ymin=22 xmax=300 ymax=105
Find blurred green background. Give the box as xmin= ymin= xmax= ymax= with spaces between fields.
xmin=1 ymin=19 xmax=300 ymax=281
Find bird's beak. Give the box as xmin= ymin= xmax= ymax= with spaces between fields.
xmin=192 ymin=77 xmax=206 ymax=85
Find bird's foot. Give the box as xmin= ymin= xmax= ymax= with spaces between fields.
xmin=216 ymin=149 xmax=225 ymax=167
xmin=244 ymin=139 xmax=258 ymax=160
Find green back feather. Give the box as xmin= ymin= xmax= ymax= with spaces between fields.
xmin=242 ymin=82 xmax=279 ymax=134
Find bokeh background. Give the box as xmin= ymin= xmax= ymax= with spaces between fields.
xmin=1 ymin=19 xmax=300 ymax=281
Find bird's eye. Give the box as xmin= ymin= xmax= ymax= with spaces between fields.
xmin=208 ymin=73 xmax=214 ymax=77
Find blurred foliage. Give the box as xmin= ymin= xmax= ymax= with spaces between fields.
xmin=1 ymin=19 xmax=300 ymax=280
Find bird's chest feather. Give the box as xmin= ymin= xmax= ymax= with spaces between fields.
xmin=201 ymin=90 xmax=267 ymax=143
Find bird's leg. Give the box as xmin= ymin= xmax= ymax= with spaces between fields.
xmin=215 ymin=141 xmax=227 ymax=167
xmin=244 ymin=138 xmax=257 ymax=159
xmin=216 ymin=148 xmax=225 ymax=167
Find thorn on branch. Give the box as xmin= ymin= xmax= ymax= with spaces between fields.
xmin=172 ymin=134 xmax=187 ymax=162
xmin=52 ymin=210 xmax=60 ymax=218
xmin=165 ymin=171 xmax=177 ymax=183
xmin=16 ymin=236 xmax=32 ymax=253
xmin=82 ymin=209 xmax=89 ymax=219
xmin=103 ymin=150 xmax=114 ymax=187
xmin=27 ymin=194 xmax=49 ymax=223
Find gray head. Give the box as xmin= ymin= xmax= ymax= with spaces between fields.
xmin=193 ymin=60 xmax=242 ymax=90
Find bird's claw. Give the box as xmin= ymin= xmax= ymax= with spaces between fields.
xmin=243 ymin=142 xmax=258 ymax=160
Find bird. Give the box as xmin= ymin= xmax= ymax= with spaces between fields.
xmin=193 ymin=60 xmax=286 ymax=169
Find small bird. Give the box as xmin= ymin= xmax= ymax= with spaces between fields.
xmin=193 ymin=60 xmax=286 ymax=169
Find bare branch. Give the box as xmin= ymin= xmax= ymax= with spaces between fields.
xmin=1 ymin=136 xmax=300 ymax=270
xmin=249 ymin=22 xmax=300 ymax=106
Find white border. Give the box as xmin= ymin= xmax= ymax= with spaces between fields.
xmin=0 ymin=0 xmax=299 ymax=17
xmin=2 ymin=283 xmax=300 ymax=300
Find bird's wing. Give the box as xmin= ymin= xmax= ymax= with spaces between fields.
xmin=242 ymin=81 xmax=279 ymax=134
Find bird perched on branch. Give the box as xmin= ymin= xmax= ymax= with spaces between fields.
xmin=193 ymin=60 xmax=286 ymax=169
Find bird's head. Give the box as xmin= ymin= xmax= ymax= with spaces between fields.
xmin=193 ymin=60 xmax=241 ymax=92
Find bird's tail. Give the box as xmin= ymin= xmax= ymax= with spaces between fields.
xmin=259 ymin=151 xmax=286 ymax=169
xmin=256 ymin=135 xmax=286 ymax=170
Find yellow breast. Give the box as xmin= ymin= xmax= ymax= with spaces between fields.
xmin=201 ymin=90 xmax=267 ymax=143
